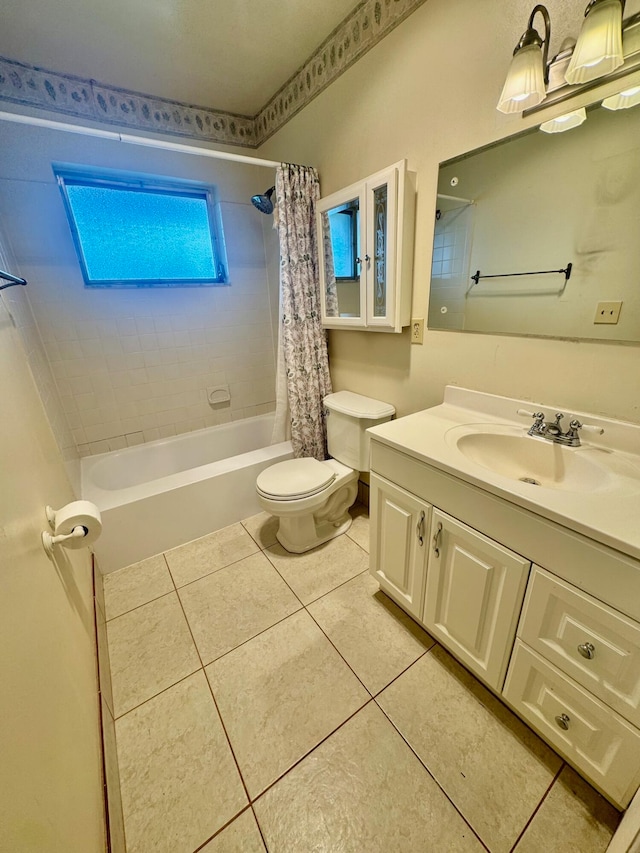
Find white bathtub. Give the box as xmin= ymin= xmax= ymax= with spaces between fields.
xmin=82 ymin=413 xmax=292 ymax=572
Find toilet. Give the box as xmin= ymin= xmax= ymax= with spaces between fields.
xmin=256 ymin=391 xmax=395 ymax=553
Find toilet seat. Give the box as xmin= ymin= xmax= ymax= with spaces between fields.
xmin=256 ymin=458 xmax=337 ymax=501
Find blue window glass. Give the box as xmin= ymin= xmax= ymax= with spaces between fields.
xmin=55 ymin=170 xmax=226 ymax=287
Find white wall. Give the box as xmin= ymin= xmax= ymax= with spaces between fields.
xmin=0 ymin=283 xmax=105 ymax=850
xmin=0 ymin=225 xmax=80 ymax=491
xmin=0 ymin=123 xmax=279 ymax=455
xmin=258 ymin=0 xmax=640 ymax=424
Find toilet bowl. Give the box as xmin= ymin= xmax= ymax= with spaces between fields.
xmin=256 ymin=391 xmax=395 ymax=553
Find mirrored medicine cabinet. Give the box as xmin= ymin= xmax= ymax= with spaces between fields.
xmin=428 ymin=97 xmax=640 ymax=344
xmin=317 ymin=160 xmax=415 ymax=333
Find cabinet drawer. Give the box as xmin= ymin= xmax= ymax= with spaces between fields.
xmin=519 ymin=567 xmax=640 ymax=727
xmin=504 ymin=640 xmax=640 ymax=808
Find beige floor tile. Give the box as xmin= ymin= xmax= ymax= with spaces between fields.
xmin=241 ymin=511 xmax=279 ymax=549
xmin=165 ymin=523 xmax=259 ymax=587
xmin=308 ymin=572 xmax=434 ymax=694
xmin=346 ymin=502 xmax=370 ymax=552
xmin=264 ymin=534 xmax=369 ymax=604
xmin=116 ymin=671 xmax=247 ymax=853
xmin=206 ymin=609 xmax=369 ymax=798
xmin=254 ymin=702 xmax=483 ymax=852
xmin=103 ymin=554 xmax=173 ymax=620
xmin=179 ymin=551 xmax=301 ymax=665
xmin=377 ymin=646 xmax=562 ymax=853
xmin=514 ymin=766 xmax=620 ymax=853
xmin=107 ymin=592 xmax=200 ymax=717
xmin=200 ymin=809 xmax=266 ymax=852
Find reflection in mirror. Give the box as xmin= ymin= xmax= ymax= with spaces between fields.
xmin=321 ymin=197 xmax=360 ymax=318
xmin=428 ymin=97 xmax=640 ymax=343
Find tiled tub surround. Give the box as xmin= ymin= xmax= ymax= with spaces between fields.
xmin=48 ymin=198 xmax=276 ymax=455
xmin=0 ymin=123 xmax=280 ymax=456
xmin=101 ymin=507 xmax=620 ymax=853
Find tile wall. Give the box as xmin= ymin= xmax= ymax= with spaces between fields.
xmin=0 ymin=123 xmax=280 ymax=457
xmin=35 ymin=200 xmax=278 ymax=457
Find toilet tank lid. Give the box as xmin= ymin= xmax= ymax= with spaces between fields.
xmin=324 ymin=391 xmax=395 ymax=419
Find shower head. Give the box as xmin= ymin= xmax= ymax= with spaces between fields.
xmin=251 ymin=186 xmax=275 ymax=214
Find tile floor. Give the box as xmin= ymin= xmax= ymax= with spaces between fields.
xmin=103 ymin=504 xmax=621 ymax=853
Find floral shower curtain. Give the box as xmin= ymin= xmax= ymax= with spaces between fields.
xmin=273 ymin=163 xmax=332 ymax=460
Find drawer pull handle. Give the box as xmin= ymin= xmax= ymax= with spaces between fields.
xmin=577 ymin=642 xmax=595 ymax=660
xmin=555 ymin=713 xmax=571 ymax=731
xmin=432 ymin=521 xmax=443 ymax=556
xmin=416 ymin=511 xmax=425 ymax=546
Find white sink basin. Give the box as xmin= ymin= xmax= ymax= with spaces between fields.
xmin=446 ymin=424 xmax=614 ymax=492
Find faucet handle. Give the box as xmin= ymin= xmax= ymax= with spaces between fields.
xmin=569 ymin=419 xmax=604 ymax=436
xmin=517 ymin=409 xmax=545 ymax=422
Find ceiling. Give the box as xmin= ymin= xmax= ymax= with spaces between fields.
xmin=0 ymin=0 xmax=363 ymax=116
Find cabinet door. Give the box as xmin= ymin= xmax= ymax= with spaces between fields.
xmin=369 ymin=473 xmax=430 ymax=619
xmin=364 ymin=166 xmax=398 ymax=330
xmin=423 ymin=509 xmax=530 ymax=691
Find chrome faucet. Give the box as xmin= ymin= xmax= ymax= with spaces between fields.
xmin=517 ymin=409 xmax=604 ymax=447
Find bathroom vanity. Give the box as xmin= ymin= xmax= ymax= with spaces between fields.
xmin=368 ymin=387 xmax=640 ymax=809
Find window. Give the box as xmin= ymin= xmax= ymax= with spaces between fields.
xmin=55 ymin=168 xmax=227 ymax=287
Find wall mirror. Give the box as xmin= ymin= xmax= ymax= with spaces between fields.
xmin=428 ymin=97 xmax=640 ymax=344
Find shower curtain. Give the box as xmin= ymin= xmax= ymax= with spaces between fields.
xmin=272 ymin=163 xmax=332 ymax=460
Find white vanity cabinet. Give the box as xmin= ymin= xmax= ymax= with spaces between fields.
xmin=368 ymin=437 xmax=640 ymax=808
xmin=317 ymin=160 xmax=415 ymax=332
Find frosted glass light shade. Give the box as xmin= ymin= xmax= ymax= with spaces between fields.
xmin=497 ymin=43 xmax=547 ymax=113
xmin=565 ymin=0 xmax=624 ymax=85
xmin=539 ymin=108 xmax=587 ymax=133
xmin=602 ymin=85 xmax=640 ymax=109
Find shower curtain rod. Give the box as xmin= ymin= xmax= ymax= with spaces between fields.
xmin=0 ymin=110 xmax=282 ymax=169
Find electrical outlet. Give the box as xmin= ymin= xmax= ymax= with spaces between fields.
xmin=411 ymin=318 xmax=424 ymax=344
xmin=594 ymin=301 xmax=622 ymax=324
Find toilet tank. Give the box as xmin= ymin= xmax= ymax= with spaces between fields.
xmin=324 ymin=391 xmax=395 ymax=471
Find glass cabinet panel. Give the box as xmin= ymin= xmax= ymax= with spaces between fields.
xmin=320 ymin=197 xmax=362 ymax=320
xmin=372 ymin=184 xmax=388 ymax=318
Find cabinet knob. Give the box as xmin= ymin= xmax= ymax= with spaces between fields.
xmin=555 ymin=713 xmax=570 ymax=731
xmin=416 ymin=511 xmax=425 ymax=546
xmin=432 ymin=521 xmax=443 ymax=556
xmin=577 ymin=642 xmax=595 ymax=660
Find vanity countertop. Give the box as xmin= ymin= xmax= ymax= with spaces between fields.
xmin=367 ymin=386 xmax=640 ymax=561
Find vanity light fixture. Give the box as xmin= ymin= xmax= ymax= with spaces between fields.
xmin=497 ymin=4 xmax=551 ymax=113
xmin=539 ymin=107 xmax=587 ymax=133
xmin=601 ymin=83 xmax=640 ymax=108
xmin=565 ymin=0 xmax=625 ymax=85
